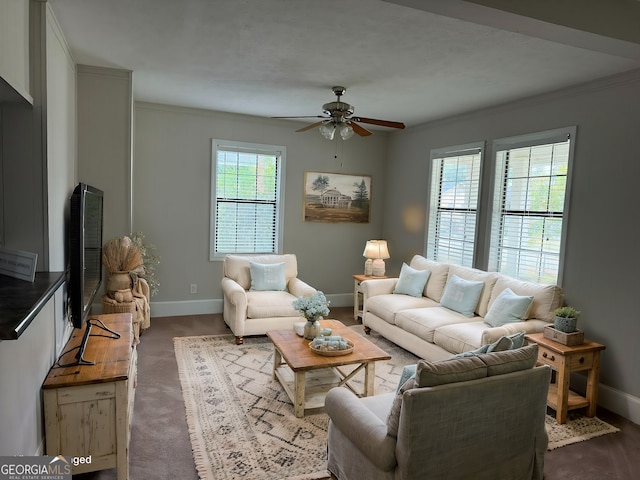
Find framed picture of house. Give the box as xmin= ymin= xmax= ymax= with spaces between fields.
xmin=303 ymin=171 xmax=372 ymax=223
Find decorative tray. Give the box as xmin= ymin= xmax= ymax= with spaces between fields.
xmin=309 ymin=339 xmax=355 ymax=356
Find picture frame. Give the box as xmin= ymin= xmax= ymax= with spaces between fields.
xmin=303 ymin=171 xmax=372 ymax=223
xmin=0 ymin=247 xmax=38 ymax=282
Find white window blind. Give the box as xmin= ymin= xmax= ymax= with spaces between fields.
xmin=211 ymin=140 xmax=285 ymax=258
xmin=426 ymin=143 xmax=483 ymax=266
xmin=489 ymin=128 xmax=575 ymax=284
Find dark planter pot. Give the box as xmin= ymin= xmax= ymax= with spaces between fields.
xmin=554 ymin=316 xmax=578 ymax=333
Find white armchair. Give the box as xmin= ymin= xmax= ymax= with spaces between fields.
xmin=221 ymin=254 xmax=317 ymax=344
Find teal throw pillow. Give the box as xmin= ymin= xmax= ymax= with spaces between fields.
xmin=454 ymin=331 xmax=526 ymax=358
xmin=249 ymin=262 xmax=287 ymax=291
xmin=484 ymin=288 xmax=534 ymax=327
xmin=393 ymin=263 xmax=431 ymax=297
xmin=396 ymin=364 xmax=417 ymax=393
xmin=440 ymin=275 xmax=484 ymax=317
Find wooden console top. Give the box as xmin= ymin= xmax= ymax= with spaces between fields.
xmin=43 ymin=313 xmax=134 ymax=389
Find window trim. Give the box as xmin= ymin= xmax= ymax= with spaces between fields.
xmin=424 ymin=141 xmax=485 ymax=267
xmin=209 ymin=139 xmax=286 ymax=260
xmin=487 ymin=126 xmax=577 ymax=285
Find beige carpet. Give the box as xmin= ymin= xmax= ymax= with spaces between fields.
xmin=174 ymin=329 xmax=619 ymax=479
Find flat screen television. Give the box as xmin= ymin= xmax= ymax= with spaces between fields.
xmin=63 ymin=182 xmax=119 ymax=366
xmin=69 ymin=182 xmax=104 ymax=328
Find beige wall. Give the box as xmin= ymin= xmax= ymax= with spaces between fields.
xmin=384 ymin=69 xmax=640 ymax=422
xmin=133 ymin=103 xmax=388 ymax=315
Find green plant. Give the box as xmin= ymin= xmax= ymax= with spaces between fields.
xmin=554 ymin=306 xmax=580 ymax=319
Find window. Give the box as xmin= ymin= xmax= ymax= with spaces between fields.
xmin=489 ymin=127 xmax=575 ymax=284
xmin=425 ymin=143 xmax=483 ymax=267
xmin=210 ymin=140 xmax=285 ymax=259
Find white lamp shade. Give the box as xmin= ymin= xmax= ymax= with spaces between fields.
xmin=319 ymin=123 xmax=336 ymax=140
xmin=363 ymin=240 xmax=390 ymax=260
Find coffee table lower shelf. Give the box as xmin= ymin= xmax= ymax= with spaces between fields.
xmin=274 ymin=361 xmax=368 ymax=414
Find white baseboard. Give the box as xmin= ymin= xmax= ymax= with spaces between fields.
xmin=148 ymin=293 xmax=353 ymax=318
xmin=598 ymin=383 xmax=640 ymax=425
xmin=150 ymin=299 xmax=223 ymax=317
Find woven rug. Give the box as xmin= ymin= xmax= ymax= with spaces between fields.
xmin=545 ymin=412 xmax=619 ymax=450
xmin=174 ymin=328 xmax=619 ymax=479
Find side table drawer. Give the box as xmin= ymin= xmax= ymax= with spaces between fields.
xmin=567 ymin=350 xmax=595 ymax=371
xmin=537 ymin=345 xmax=563 ymax=370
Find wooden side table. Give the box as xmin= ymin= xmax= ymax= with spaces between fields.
xmin=353 ymin=274 xmax=387 ymax=321
xmin=526 ymin=332 xmax=605 ymax=424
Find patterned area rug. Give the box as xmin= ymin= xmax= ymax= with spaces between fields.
xmin=174 ymin=327 xmax=620 ymax=479
xmin=173 ymin=328 xmax=416 ymax=480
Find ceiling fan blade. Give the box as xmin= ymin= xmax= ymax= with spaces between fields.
xmin=271 ymin=115 xmax=326 ymax=119
xmin=352 ymin=116 xmax=405 ymax=130
xmin=350 ymin=121 xmax=373 ymax=137
xmin=296 ymin=120 xmax=327 ymax=132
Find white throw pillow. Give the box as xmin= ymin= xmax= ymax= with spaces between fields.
xmin=484 ymin=288 xmax=533 ymax=327
xmin=440 ymin=275 xmax=484 ymax=317
xmin=393 ymin=263 xmax=431 ymax=297
xmin=249 ymin=262 xmax=287 ymax=291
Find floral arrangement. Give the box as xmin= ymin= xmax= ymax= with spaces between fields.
xmin=129 ymin=231 xmax=160 ymax=296
xmin=292 ymin=291 xmax=330 ymax=322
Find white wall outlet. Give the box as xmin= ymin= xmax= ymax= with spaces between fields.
xmin=190 ymin=283 xmax=197 ymax=294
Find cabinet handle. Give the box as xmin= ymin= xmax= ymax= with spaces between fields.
xmin=542 ymin=352 xmax=555 ymax=361
xmin=579 ymin=357 xmax=585 ymax=364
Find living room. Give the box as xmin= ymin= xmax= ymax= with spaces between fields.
xmin=1 ymin=0 xmax=640 ymax=476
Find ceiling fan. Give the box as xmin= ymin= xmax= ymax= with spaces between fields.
xmin=273 ymin=86 xmax=405 ymax=140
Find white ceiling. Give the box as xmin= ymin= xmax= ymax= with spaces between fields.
xmin=48 ymin=0 xmax=640 ymax=130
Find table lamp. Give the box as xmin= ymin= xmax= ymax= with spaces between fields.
xmin=363 ymin=240 xmax=390 ymax=276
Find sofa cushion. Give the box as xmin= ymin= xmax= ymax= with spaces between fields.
xmin=483 ymin=287 xmax=533 ymax=327
xmin=447 ymin=265 xmax=499 ymax=316
xmin=249 ymin=262 xmax=287 ymax=291
xmin=415 ymin=355 xmax=488 ymax=387
xmin=477 ymin=344 xmax=538 ymax=376
xmin=440 ymin=275 xmax=485 ymax=317
xmin=394 ymin=263 xmax=431 ymax=297
xmin=409 ymin=255 xmax=450 ymax=301
xmin=246 ymin=290 xmax=299 ymax=318
xmin=433 ymin=321 xmax=489 ymax=353
xmin=489 ymin=276 xmax=563 ymax=322
xmin=395 ymin=307 xmax=480 ymax=343
xmin=366 ymin=294 xmax=435 ymax=325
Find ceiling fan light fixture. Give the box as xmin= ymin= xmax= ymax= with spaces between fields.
xmin=319 ymin=122 xmax=336 ymax=140
xmin=339 ymin=122 xmax=354 ymax=140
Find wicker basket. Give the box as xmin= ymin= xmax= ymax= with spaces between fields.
xmin=309 ymin=340 xmax=355 ymax=356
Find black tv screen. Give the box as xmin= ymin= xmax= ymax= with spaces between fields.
xmin=68 ymin=183 xmax=104 ymax=328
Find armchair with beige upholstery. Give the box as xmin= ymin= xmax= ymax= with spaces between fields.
xmin=221 ymin=254 xmax=317 ymax=344
xmin=325 ymin=344 xmax=551 ymax=480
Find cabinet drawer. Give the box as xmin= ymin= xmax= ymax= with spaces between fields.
xmin=567 ymin=350 xmax=595 ymax=370
xmin=537 ymin=346 xmax=563 ymax=370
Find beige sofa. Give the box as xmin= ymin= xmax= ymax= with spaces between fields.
xmin=326 ymin=344 xmax=551 ymax=480
xmin=221 ymin=254 xmax=317 ymax=344
xmin=362 ymin=255 xmax=563 ymax=361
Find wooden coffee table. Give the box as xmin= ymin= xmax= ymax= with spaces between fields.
xmin=267 ymin=319 xmax=391 ymax=417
